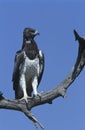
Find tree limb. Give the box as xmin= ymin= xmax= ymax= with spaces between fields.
xmin=0 ymin=30 xmax=85 ymax=129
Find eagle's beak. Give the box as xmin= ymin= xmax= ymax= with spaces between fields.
xmin=34 ymin=30 xmax=40 ymax=36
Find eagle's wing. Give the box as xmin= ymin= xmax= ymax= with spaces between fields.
xmin=38 ymin=50 xmax=44 ymax=85
xmin=12 ymin=51 xmax=22 ymax=81
xmin=12 ymin=50 xmax=25 ymax=96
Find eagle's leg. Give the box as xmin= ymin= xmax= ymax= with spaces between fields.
xmin=19 ymin=74 xmax=32 ymax=103
xmin=19 ymin=90 xmax=32 ymax=103
xmin=32 ymin=76 xmax=41 ymax=97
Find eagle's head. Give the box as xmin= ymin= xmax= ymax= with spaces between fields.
xmin=23 ymin=28 xmax=39 ymax=40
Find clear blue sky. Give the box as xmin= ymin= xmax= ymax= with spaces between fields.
xmin=0 ymin=0 xmax=85 ymax=130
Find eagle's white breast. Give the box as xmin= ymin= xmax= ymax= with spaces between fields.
xmin=20 ymin=55 xmax=40 ymax=83
xmin=25 ymin=56 xmax=39 ymax=80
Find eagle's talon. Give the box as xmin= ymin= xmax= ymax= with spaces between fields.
xmin=35 ymin=93 xmax=41 ymax=96
xmin=18 ymin=96 xmax=32 ymax=103
xmin=34 ymin=91 xmax=45 ymax=97
xmin=33 ymin=93 xmax=42 ymax=99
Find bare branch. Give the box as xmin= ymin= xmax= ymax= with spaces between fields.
xmin=0 ymin=98 xmax=44 ymax=129
xmin=0 ymin=30 xmax=85 ymax=129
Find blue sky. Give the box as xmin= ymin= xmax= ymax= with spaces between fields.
xmin=0 ymin=0 xmax=85 ymax=130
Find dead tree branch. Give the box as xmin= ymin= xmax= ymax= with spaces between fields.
xmin=0 ymin=30 xmax=85 ymax=129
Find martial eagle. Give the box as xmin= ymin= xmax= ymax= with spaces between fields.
xmin=12 ymin=28 xmax=44 ymax=102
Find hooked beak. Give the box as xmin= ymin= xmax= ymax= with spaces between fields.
xmin=34 ymin=30 xmax=40 ymax=36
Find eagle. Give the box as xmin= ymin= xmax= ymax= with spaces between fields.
xmin=12 ymin=28 xmax=44 ymax=102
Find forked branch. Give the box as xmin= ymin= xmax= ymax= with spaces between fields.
xmin=0 ymin=30 xmax=85 ymax=129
